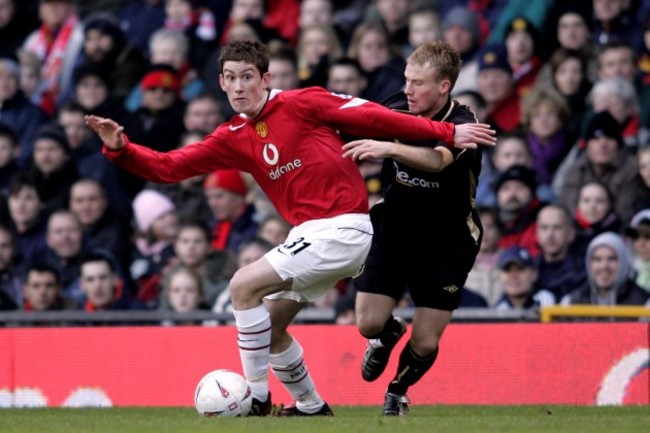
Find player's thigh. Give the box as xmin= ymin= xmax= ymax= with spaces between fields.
xmin=229 ymin=257 xmax=287 ymax=303
xmin=410 ymin=306 xmax=452 ymax=354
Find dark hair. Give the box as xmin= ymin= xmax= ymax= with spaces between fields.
xmin=269 ymin=43 xmax=297 ymax=69
xmin=219 ymin=40 xmax=269 ymax=76
xmin=8 ymin=172 xmax=41 ymax=199
xmin=329 ymin=57 xmax=366 ymax=78
xmin=80 ymin=250 xmax=117 ymax=273
xmin=177 ymin=218 xmax=212 ymax=242
xmin=27 ymin=262 xmax=61 ymax=285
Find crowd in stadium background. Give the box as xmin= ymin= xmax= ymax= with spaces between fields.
xmin=0 ymin=0 xmax=649 ymax=322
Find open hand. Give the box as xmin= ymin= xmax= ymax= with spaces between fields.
xmin=85 ymin=115 xmax=126 ymax=150
xmin=453 ymin=123 xmax=496 ymax=149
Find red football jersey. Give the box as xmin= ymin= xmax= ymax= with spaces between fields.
xmin=104 ymin=87 xmax=455 ymax=226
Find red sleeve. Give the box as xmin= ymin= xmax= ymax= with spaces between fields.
xmin=295 ymin=88 xmax=456 ymax=145
xmin=102 ymin=133 xmax=229 ymax=183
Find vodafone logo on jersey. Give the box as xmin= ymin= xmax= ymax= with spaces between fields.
xmin=264 ymin=143 xmax=303 ymax=180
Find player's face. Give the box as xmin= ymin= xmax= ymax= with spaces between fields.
xmin=589 ymin=245 xmax=619 ymax=291
xmin=404 ymin=62 xmax=447 ymax=118
xmin=220 ymin=61 xmax=270 ymax=118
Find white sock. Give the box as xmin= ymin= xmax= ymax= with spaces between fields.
xmin=232 ymin=304 xmax=271 ymax=402
xmin=269 ymin=338 xmax=324 ymax=413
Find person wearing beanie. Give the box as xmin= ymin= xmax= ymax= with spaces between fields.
xmin=559 ymin=110 xmax=639 ymax=223
xmin=130 ymin=188 xmax=179 ymax=308
xmin=561 ymin=232 xmax=650 ymax=306
xmin=441 ymin=6 xmax=482 ymax=94
xmin=495 ymin=164 xmax=545 ymax=256
xmin=29 ymin=122 xmax=80 ymax=216
xmin=625 ymin=208 xmax=650 ymax=293
xmin=504 ymin=16 xmax=542 ymax=97
xmin=85 ymin=39 xmax=495 ymax=417
xmin=203 ymin=169 xmax=259 ymax=253
xmin=476 ymin=43 xmax=521 ymax=133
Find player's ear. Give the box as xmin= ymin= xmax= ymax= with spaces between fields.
xmin=262 ymin=71 xmax=271 ymax=90
xmin=219 ymin=74 xmax=226 ymax=91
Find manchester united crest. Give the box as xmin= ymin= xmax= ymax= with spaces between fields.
xmin=256 ymin=121 xmax=268 ymax=138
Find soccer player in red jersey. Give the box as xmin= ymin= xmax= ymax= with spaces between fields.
xmin=86 ymin=40 xmax=495 ymax=417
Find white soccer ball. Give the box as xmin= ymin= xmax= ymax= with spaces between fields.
xmin=194 ymin=369 xmax=252 ymax=417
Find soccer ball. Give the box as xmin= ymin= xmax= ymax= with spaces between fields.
xmin=194 ymin=369 xmax=252 ymax=417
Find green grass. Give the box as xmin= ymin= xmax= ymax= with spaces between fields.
xmin=1 ymin=406 xmax=649 ymax=433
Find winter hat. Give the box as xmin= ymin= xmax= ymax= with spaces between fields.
xmin=477 ymin=42 xmax=512 ymax=74
xmin=583 ymin=111 xmax=623 ymax=145
xmin=34 ymin=123 xmax=71 ymax=154
xmin=203 ymin=169 xmax=248 ymax=196
xmin=140 ymin=64 xmax=181 ymax=95
xmin=494 ymin=164 xmax=538 ymax=194
xmin=625 ymin=208 xmax=650 ymax=238
xmin=505 ymin=16 xmax=539 ymax=46
xmin=442 ymin=7 xmax=480 ymax=42
xmin=84 ymin=13 xmax=125 ymax=46
xmin=132 ymin=189 xmax=176 ymax=232
xmin=73 ymin=63 xmax=110 ymax=88
xmin=498 ymin=246 xmax=533 ymax=270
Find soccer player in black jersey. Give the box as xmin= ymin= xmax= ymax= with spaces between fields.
xmin=343 ymin=41 xmax=485 ymax=416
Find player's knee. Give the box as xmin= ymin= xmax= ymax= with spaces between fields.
xmin=409 ymin=334 xmax=440 ymax=357
xmin=356 ymin=312 xmax=385 ymax=338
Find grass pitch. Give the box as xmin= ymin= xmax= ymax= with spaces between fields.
xmin=1 ymin=405 xmax=649 ymax=433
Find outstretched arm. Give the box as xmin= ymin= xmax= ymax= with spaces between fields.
xmin=85 ymin=115 xmax=126 ymax=150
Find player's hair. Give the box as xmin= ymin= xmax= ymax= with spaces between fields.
xmin=407 ymin=41 xmax=462 ymax=87
xmin=219 ymin=40 xmax=270 ymax=76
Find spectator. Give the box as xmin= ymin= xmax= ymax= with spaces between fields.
xmin=29 ymin=122 xmax=80 ymax=216
xmin=0 ymin=123 xmax=19 ymax=195
xmin=168 ymin=219 xmax=237 ymax=308
xmin=625 ymin=209 xmax=650 ymax=293
xmin=296 ymin=23 xmax=343 ymax=88
xmin=125 ymin=28 xmax=205 ymax=111
xmin=441 ymin=6 xmax=481 ymax=94
xmin=0 ymin=54 xmax=48 ymax=169
xmin=494 ymin=246 xmax=556 ymax=310
xmin=476 ymin=42 xmax=521 ymax=133
xmin=452 ymin=89 xmax=487 ymax=122
xmin=591 ymin=0 xmax=639 ymax=48
xmin=0 ymin=224 xmax=23 ymax=306
xmin=15 ymin=49 xmax=46 ymax=110
xmin=160 ymin=263 xmax=211 ymax=325
xmin=21 ymin=262 xmax=76 ymax=312
xmin=203 ymin=169 xmax=259 ymax=254
xmin=465 ymin=206 xmax=503 ymax=306
xmin=80 ymin=251 xmax=144 ymax=313
xmin=503 ymin=16 xmax=542 ymax=97
xmin=268 ymin=43 xmax=300 ymax=91
xmin=256 ymin=214 xmax=291 ymax=246
xmin=405 ymin=8 xmax=441 ymax=58
xmin=346 ymin=22 xmax=405 ymax=103
xmin=5 ymin=173 xmax=47 ymax=267
xmin=22 ymin=0 xmax=84 ymax=110
xmin=58 ymin=100 xmax=131 ymax=215
xmin=163 ymin=0 xmax=217 ymax=71
xmin=558 ymin=110 xmax=639 ymax=223
xmin=495 ymin=164 xmax=545 ymax=256
xmin=36 ymin=209 xmax=87 ymax=303
xmin=68 ymin=178 xmax=132 ymax=272
xmin=561 ymin=232 xmax=650 ymax=306
xmin=477 ymin=133 xmax=553 ymax=209
xmin=534 ymin=204 xmax=587 ymax=300
xmin=571 ymin=180 xmax=623 ymax=257
xmin=327 ymin=57 xmax=367 ymax=97
xmin=182 ymin=91 xmax=224 ymax=134
xmin=363 ymin=0 xmax=412 ymax=55
xmin=130 ymin=188 xmax=178 ymax=308
xmin=69 ymin=12 xmax=147 ymax=106
xmin=520 ymin=87 xmax=572 ymax=188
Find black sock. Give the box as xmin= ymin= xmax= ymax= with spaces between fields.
xmin=387 ymin=343 xmax=439 ymax=396
xmin=376 ymin=316 xmax=403 ymax=348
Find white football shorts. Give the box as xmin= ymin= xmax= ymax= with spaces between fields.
xmin=264 ymin=213 xmax=372 ymax=302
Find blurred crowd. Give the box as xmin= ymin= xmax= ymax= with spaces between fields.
xmin=0 ymin=0 xmax=649 ymax=325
